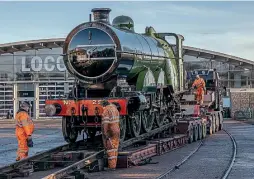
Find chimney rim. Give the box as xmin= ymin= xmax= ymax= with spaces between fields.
xmin=91 ymin=8 xmax=112 ymax=12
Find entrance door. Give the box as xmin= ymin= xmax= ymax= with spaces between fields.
xmin=18 ymin=99 xmax=34 ymax=118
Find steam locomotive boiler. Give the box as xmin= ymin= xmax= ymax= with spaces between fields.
xmin=45 ymin=8 xmax=186 ymax=144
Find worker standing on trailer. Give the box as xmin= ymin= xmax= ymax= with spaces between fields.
xmin=192 ymin=75 xmax=206 ymax=105
xmin=15 ymin=101 xmax=34 ymax=161
xmin=100 ymin=100 xmax=120 ymax=171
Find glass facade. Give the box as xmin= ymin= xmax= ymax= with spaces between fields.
xmin=184 ymin=55 xmax=253 ymax=88
xmin=0 ymin=47 xmax=75 ymax=118
xmin=0 ymin=46 xmax=252 ymax=118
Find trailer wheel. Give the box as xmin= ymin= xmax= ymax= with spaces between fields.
xmin=215 ymin=113 xmax=219 ymax=132
xmin=188 ymin=126 xmax=193 ymax=143
xmin=219 ymin=111 xmax=223 ymax=130
xmin=62 ymin=116 xmax=78 ymax=144
xmin=212 ymin=114 xmax=216 ymax=133
xmin=198 ymin=124 xmax=202 ymax=140
xmin=193 ymin=125 xmax=198 ymax=142
xmin=207 ymin=116 xmax=213 ymax=135
xmin=202 ymin=123 xmax=207 ymax=138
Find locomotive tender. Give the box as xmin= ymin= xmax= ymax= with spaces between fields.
xmin=45 ymin=8 xmax=186 ymax=144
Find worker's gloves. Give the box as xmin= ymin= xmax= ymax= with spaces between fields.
xmin=27 ymin=136 xmax=33 ymax=147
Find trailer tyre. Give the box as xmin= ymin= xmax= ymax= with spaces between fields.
xmin=219 ymin=111 xmax=223 ymax=130
xmin=202 ymin=123 xmax=207 ymax=138
xmin=207 ymin=116 xmax=213 ymax=135
xmin=198 ymin=124 xmax=202 ymax=140
xmin=215 ymin=113 xmax=219 ymax=132
xmin=193 ymin=125 xmax=198 ymax=142
xmin=212 ymin=114 xmax=216 ymax=133
xmin=188 ymin=126 xmax=193 ymax=143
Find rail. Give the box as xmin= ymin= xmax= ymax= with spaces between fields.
xmin=0 ymin=121 xmax=174 ymax=179
xmin=42 ymin=150 xmax=104 ymax=179
xmin=155 ymin=139 xmax=203 ymax=179
xmin=156 ymin=128 xmax=236 ymax=179
xmin=221 ymin=129 xmax=237 ymax=179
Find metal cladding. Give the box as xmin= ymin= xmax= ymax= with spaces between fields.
xmin=63 ymin=21 xmax=167 ymax=84
xmin=112 ymin=15 xmax=135 ymax=32
xmin=62 ymin=8 xmax=178 ymax=88
xmin=91 ymin=8 xmax=111 ymax=24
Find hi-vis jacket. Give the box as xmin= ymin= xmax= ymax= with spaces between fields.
xmin=15 ymin=109 xmax=34 ymax=137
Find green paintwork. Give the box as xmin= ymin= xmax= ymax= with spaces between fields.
xmin=127 ymin=27 xmax=179 ymax=91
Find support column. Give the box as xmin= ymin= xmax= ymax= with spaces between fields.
xmin=227 ymin=65 xmax=230 ymax=88
xmin=234 ymin=73 xmax=241 ymax=88
xmin=246 ymin=76 xmax=249 ymax=88
xmin=13 ymin=83 xmax=18 ymax=119
xmin=34 ymin=83 xmax=40 ymax=120
xmin=251 ymin=65 xmax=254 ymax=88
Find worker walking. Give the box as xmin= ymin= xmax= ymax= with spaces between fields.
xmin=192 ymin=75 xmax=206 ymax=105
xmin=100 ymin=100 xmax=120 ymax=171
xmin=15 ymin=101 xmax=34 ymax=161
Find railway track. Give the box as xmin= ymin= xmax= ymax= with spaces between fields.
xmin=155 ymin=129 xmax=237 ymax=179
xmin=0 ymin=120 xmax=227 ymax=179
xmin=221 ymin=129 xmax=237 ymax=179
xmin=155 ymin=139 xmax=204 ymax=179
xmin=0 ymin=123 xmax=175 ymax=179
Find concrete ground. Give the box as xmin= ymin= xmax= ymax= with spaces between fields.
xmin=88 ymin=120 xmax=254 ymax=179
xmin=1 ymin=119 xmax=254 ymax=179
xmin=0 ymin=119 xmax=67 ymax=167
xmin=87 ymin=128 xmax=232 ymax=179
xmin=224 ymin=120 xmax=254 ymax=179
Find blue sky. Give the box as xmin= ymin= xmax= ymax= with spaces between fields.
xmin=0 ymin=1 xmax=254 ymax=60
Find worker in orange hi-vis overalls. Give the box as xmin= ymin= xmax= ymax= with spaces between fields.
xmin=192 ymin=75 xmax=206 ymax=105
xmin=15 ymin=101 xmax=34 ymax=161
xmin=100 ymin=100 xmax=120 ymax=171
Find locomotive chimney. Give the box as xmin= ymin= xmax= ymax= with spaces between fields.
xmin=91 ymin=8 xmax=111 ymax=24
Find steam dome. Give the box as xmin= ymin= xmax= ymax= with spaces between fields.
xmin=112 ymin=15 xmax=135 ymax=32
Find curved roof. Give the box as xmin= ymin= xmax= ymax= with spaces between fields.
xmin=182 ymin=45 xmax=254 ymax=69
xmin=0 ymin=38 xmax=253 ymax=69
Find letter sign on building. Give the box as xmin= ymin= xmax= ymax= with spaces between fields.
xmin=21 ymin=56 xmax=66 ymax=72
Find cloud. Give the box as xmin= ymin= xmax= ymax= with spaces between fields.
xmin=1 ymin=1 xmax=254 ymax=60
xmin=111 ymin=2 xmax=254 ymax=60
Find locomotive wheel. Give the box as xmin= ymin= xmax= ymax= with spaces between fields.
xmin=198 ymin=124 xmax=202 ymax=140
xmin=155 ymin=111 xmax=165 ymax=127
xmin=120 ymin=116 xmax=127 ymax=143
xmin=62 ymin=116 xmax=78 ymax=144
xmin=87 ymin=128 xmax=96 ymax=142
xmin=141 ymin=111 xmax=154 ymax=133
xmin=193 ymin=125 xmax=198 ymax=142
xmin=130 ymin=112 xmax=141 ymax=137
